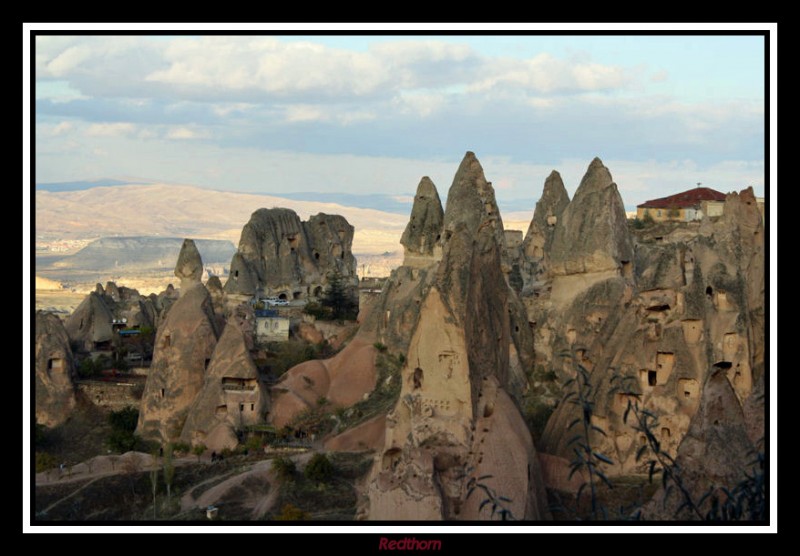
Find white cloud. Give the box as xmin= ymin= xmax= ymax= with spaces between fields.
xmin=651 ymin=69 xmax=669 ymax=82
xmin=393 ymin=92 xmax=446 ymax=118
xmin=469 ymin=53 xmax=629 ymax=94
xmin=284 ymin=105 xmax=328 ymax=123
xmin=86 ymin=122 xmax=137 ymax=137
xmin=165 ymin=126 xmax=210 ymax=140
xmin=51 ymin=121 xmax=73 ymax=136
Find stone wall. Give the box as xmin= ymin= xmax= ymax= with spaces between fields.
xmin=78 ymin=380 xmax=142 ymax=410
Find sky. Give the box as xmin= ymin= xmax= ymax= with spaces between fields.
xmin=31 ymin=28 xmax=769 ymax=211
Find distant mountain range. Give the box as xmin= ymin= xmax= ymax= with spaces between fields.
xmin=35 ymin=180 xmax=541 ymax=216
xmin=49 ymin=237 xmax=236 ymax=273
xmin=35 ymin=179 xmax=150 ymax=192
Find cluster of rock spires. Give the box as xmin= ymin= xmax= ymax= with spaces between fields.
xmin=225 ymin=208 xmax=358 ymax=301
xmin=358 ymin=153 xmax=548 ymax=520
xmin=34 ymin=152 xmax=765 ymax=521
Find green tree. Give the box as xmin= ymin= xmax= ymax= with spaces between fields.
xmin=271 ymin=456 xmax=296 ymax=481
xmin=192 ymin=444 xmax=207 ymax=462
xmin=163 ymin=444 xmax=175 ymax=503
xmin=276 ymin=503 xmax=310 ymax=521
xmin=304 ymin=453 xmax=334 ymax=483
xmin=320 ymin=270 xmax=357 ymax=321
xmin=149 ymin=449 xmax=159 ymax=519
xmin=109 ymin=406 xmax=139 ymax=431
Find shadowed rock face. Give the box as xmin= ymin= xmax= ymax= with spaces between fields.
xmin=641 ymin=369 xmax=755 ymax=520
xmin=137 ymin=283 xmax=219 ymax=443
xmin=64 ymin=292 xmax=114 ymax=352
xmin=224 ymin=208 xmax=357 ymax=300
xmin=532 ymin=179 xmax=764 ymax=479
xmin=521 ymin=170 xmax=570 ymax=287
xmin=180 ymin=317 xmax=268 ymax=452
xmin=550 ymin=158 xmax=633 ymax=276
xmin=35 ymin=311 xmax=76 ymax=427
xmin=365 ymin=152 xmax=548 ymax=521
xmin=400 ymin=177 xmax=444 ymax=266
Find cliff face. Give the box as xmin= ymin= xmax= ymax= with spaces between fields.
xmin=364 ymin=152 xmax=548 ymax=521
xmin=180 ymin=317 xmax=268 ymax=452
xmin=137 ymin=282 xmax=219 ymax=443
xmin=527 ymin=171 xmax=764 ymax=477
xmin=224 ymin=208 xmax=357 ymax=300
xmin=520 ymin=170 xmax=570 ymax=289
xmin=549 ymin=158 xmax=633 ymax=277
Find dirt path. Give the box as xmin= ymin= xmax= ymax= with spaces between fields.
xmin=36 ymin=452 xmax=198 ymax=486
xmin=181 ymin=459 xmax=278 ymax=519
xmin=40 ymin=476 xmax=103 ymax=515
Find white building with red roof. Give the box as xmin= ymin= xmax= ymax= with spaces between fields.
xmin=636 ymin=186 xmax=728 ymax=222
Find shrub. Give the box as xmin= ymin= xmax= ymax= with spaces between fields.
xmin=172 ymin=441 xmax=191 ymax=455
xmin=35 ymin=420 xmax=48 ymax=446
xmin=276 ymin=503 xmax=310 ymax=521
xmin=108 ymin=429 xmax=139 ymax=453
xmin=272 ymin=456 xmax=296 ymax=480
xmin=36 ymin=451 xmax=58 ymax=473
xmin=107 ymin=406 xmax=141 ymax=453
xmin=77 ymin=358 xmax=102 ymax=379
xmin=109 ymin=406 xmax=139 ymax=432
xmin=304 ymin=453 xmax=334 ymax=483
xmin=302 ymin=301 xmax=331 ymax=320
xmin=192 ymin=444 xmax=207 ymax=461
xmin=373 ymin=342 xmax=388 ymax=353
xmin=245 ymin=434 xmax=263 ymax=453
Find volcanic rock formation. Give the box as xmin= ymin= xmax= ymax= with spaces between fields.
xmin=363 ymin=152 xmax=548 ymax=521
xmin=520 ymin=170 xmax=570 ymax=290
xmin=174 ymin=239 xmax=204 ymax=293
xmin=640 ymin=369 xmax=756 ymax=520
xmin=400 ymin=177 xmax=444 ymax=267
xmin=35 ymin=311 xmax=76 ymax=427
xmin=526 ymin=159 xmax=764 ymax=477
xmin=64 ymin=291 xmax=115 ymax=352
xmin=224 ymin=208 xmax=357 ymax=301
xmin=137 ymin=247 xmax=220 ymax=443
xmin=180 ymin=316 xmax=268 ymax=451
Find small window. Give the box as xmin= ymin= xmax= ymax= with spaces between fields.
xmin=204 ymin=358 xmax=211 ymax=370
xmin=160 ymin=388 xmax=165 ymax=398
xmin=250 ymin=403 xmax=254 ymax=411
xmin=648 ymin=370 xmax=657 ymax=386
xmin=657 ymin=210 xmax=662 ymax=217
xmin=164 ymin=334 xmax=171 ymax=347
xmin=234 ymin=270 xmax=239 ymax=278
xmin=239 ymin=403 xmax=244 ymax=412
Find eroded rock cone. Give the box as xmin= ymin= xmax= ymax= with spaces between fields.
xmin=180 ymin=317 xmax=268 ymax=452
xmin=365 ymin=151 xmax=549 ymax=521
xmin=521 ymin=170 xmax=570 ymax=284
xmin=137 ymin=283 xmax=219 ymax=443
xmin=641 ymin=369 xmax=756 ymax=520
xmin=64 ymin=291 xmax=114 ymax=353
xmin=400 ymin=177 xmax=444 ymax=266
xmin=175 ymin=239 xmax=204 ymax=293
xmin=35 ymin=311 xmax=76 ymax=427
xmin=550 ymin=157 xmax=632 ymax=276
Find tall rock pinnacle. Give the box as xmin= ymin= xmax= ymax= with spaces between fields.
xmin=400 ymin=177 xmax=444 ymax=266
xmin=174 ymin=239 xmax=204 ymax=293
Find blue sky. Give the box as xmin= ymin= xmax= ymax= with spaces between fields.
xmin=32 ymin=31 xmax=769 ymax=211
